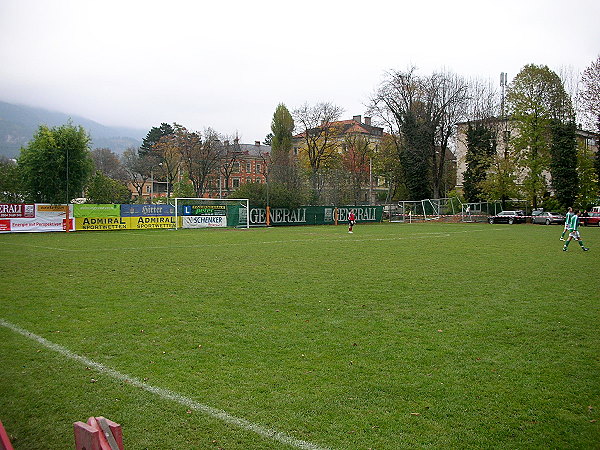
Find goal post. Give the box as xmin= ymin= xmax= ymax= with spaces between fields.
xmin=174 ymin=198 xmax=250 ymax=230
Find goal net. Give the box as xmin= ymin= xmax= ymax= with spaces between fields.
xmin=174 ymin=198 xmax=250 ymax=229
xmin=389 ymin=201 xmax=426 ymax=222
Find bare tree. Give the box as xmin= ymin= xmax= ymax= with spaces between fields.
xmin=91 ymin=148 xmax=127 ymax=181
xmin=578 ymin=56 xmax=600 ymax=129
xmin=176 ymin=126 xmax=225 ymax=197
xmin=219 ymin=137 xmax=242 ymax=196
xmin=430 ymin=70 xmax=471 ymax=197
xmin=153 ymin=134 xmax=181 ymax=199
xmin=292 ymin=102 xmax=344 ymax=200
xmin=370 ymin=67 xmax=470 ymax=198
xmin=342 ymin=134 xmax=373 ymax=204
xmin=122 ymin=147 xmax=155 ymax=199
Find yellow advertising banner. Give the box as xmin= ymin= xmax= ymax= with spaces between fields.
xmin=130 ymin=216 xmax=176 ymax=230
xmin=76 ymin=217 xmax=130 ymax=231
xmin=37 ymin=204 xmax=68 ymax=212
xmin=75 ymin=216 xmax=177 ymax=231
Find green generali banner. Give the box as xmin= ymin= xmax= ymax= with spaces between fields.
xmin=337 ymin=206 xmax=382 ymax=222
xmin=74 ymin=204 xmax=121 ymax=217
xmin=247 ymin=206 xmax=383 ymax=226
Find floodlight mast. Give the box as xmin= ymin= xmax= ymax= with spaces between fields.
xmin=500 ymin=72 xmax=510 ymax=157
xmin=500 ymin=72 xmax=507 ymax=120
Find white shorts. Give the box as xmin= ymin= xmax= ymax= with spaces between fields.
xmin=569 ymin=230 xmax=580 ymax=239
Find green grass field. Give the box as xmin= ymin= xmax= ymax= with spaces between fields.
xmin=1 ymin=222 xmax=599 ymax=449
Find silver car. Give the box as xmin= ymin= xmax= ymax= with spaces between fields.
xmin=531 ymin=211 xmax=565 ymax=225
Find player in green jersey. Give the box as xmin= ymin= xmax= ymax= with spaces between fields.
xmin=562 ymin=210 xmax=589 ymax=251
xmin=560 ymin=207 xmax=573 ymax=241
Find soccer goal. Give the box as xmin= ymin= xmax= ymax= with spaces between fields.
xmin=174 ymin=198 xmax=250 ymax=230
xmin=392 ymin=201 xmax=426 ymax=222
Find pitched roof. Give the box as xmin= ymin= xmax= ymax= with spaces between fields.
xmin=294 ymin=117 xmax=384 ymax=139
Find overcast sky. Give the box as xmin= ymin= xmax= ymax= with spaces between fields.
xmin=1 ymin=0 xmax=598 ymax=142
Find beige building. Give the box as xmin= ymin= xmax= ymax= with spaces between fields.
xmin=292 ymin=114 xmax=386 ymax=203
xmin=454 ymin=119 xmax=599 ymax=191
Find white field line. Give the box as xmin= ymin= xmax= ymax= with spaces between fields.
xmin=0 ymin=228 xmax=506 ymax=252
xmin=0 ymin=241 xmax=79 ymax=251
xmin=0 ymin=318 xmax=328 ymax=450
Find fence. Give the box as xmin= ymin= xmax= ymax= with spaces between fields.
xmin=0 ymin=203 xmax=384 ymax=232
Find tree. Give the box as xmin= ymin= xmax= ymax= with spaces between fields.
xmin=341 ymin=134 xmax=373 ymax=204
xmin=91 ymin=148 xmax=127 ymax=181
xmin=231 ymin=180 xmax=305 ymax=209
xmin=578 ymin=56 xmax=600 ymax=130
xmin=429 ymin=70 xmax=471 ymax=198
xmin=575 ymin=139 xmax=598 ymax=209
xmin=479 ymin=149 xmax=520 ymax=207
xmin=460 ymin=79 xmax=505 ymax=203
xmin=140 ymin=123 xmax=174 ymax=157
xmin=507 ymin=64 xmax=573 ymax=208
xmin=122 ymin=147 xmax=155 ymax=200
xmin=596 ymin=116 xmax=600 ymax=197
xmin=230 ymin=181 xmax=266 ymax=207
xmin=370 ymin=67 xmax=470 ymax=199
xmin=86 ymin=171 xmax=131 ymax=204
xmin=578 ymin=57 xmax=600 ymax=196
xmin=372 ymin=133 xmax=405 ymax=202
xmin=172 ymin=179 xmax=196 ymax=198
xmin=292 ymin=102 xmax=344 ymax=202
xmin=177 ymin=126 xmax=225 ymax=197
xmin=18 ymin=122 xmax=93 ymax=203
xmin=462 ymin=122 xmax=497 ymax=202
xmin=153 ymin=133 xmax=181 ymax=199
xmin=220 ymin=138 xmax=241 ymax=196
xmin=0 ymin=156 xmax=25 ymax=202
xmin=549 ymin=120 xmax=578 ymax=209
xmin=263 ymin=133 xmax=273 ymax=146
xmin=270 ymin=103 xmax=295 ymax=186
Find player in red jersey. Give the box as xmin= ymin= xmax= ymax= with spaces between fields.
xmin=348 ymin=210 xmax=356 ymax=233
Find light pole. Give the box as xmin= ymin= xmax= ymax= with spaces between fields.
xmin=369 ymin=157 xmax=372 ymax=205
xmin=65 ymin=146 xmax=70 ymax=232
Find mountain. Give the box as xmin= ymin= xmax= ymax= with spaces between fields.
xmin=0 ymin=101 xmax=146 ymax=158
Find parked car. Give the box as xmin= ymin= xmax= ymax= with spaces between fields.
xmin=531 ymin=209 xmax=544 ymax=221
xmin=488 ymin=210 xmax=526 ymax=224
xmin=532 ymin=211 xmax=565 ymax=225
xmin=581 ymin=212 xmax=600 ymax=226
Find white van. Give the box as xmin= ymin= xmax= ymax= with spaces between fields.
xmin=592 ymin=206 xmax=600 ymax=213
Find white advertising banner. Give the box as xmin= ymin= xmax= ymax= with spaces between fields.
xmin=182 ymin=215 xmax=227 ymax=228
xmin=0 ymin=204 xmax=74 ymax=232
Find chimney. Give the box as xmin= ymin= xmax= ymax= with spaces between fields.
xmin=255 ymin=141 xmax=261 ymax=146
xmin=352 ymin=115 xmax=362 ymax=123
xmin=364 ymin=116 xmax=371 ymax=126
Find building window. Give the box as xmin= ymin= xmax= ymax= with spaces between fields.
xmin=232 ymin=178 xmax=240 ymax=189
xmin=256 ymin=163 xmax=261 ymax=173
xmin=293 ymin=147 xmax=299 ymax=156
xmin=246 ymin=162 xmax=252 ymax=173
xmin=232 ymin=162 xmax=240 ymax=172
xmin=146 ymin=185 xmax=151 ymax=194
xmin=247 ymin=178 xmax=252 ymax=184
